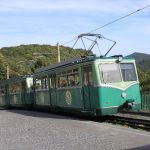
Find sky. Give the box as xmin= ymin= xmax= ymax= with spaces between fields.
xmin=0 ymin=0 xmax=150 ymax=56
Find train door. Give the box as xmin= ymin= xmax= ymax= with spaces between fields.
xmin=5 ymin=85 xmax=9 ymax=107
xmin=21 ymin=81 xmax=26 ymax=105
xmin=49 ymin=74 xmax=57 ymax=107
xmin=82 ymin=65 xmax=92 ymax=109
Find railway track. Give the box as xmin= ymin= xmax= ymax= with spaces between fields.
xmin=104 ymin=115 xmax=150 ymax=131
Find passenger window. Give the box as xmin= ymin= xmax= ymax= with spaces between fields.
xmin=9 ymin=83 xmax=21 ymax=94
xmin=26 ymin=78 xmax=33 ymax=91
xmin=49 ymin=75 xmax=56 ymax=88
xmin=56 ymin=68 xmax=80 ymax=88
xmin=68 ymin=69 xmax=80 ymax=87
xmin=35 ymin=79 xmax=42 ymax=90
xmin=41 ymin=78 xmax=48 ymax=89
xmin=0 ymin=86 xmax=5 ymax=95
xmin=59 ymin=76 xmax=67 ymax=88
xmin=68 ymin=75 xmax=75 ymax=86
xmin=35 ymin=76 xmax=48 ymax=90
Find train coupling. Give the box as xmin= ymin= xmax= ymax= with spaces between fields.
xmin=122 ymin=99 xmax=135 ymax=111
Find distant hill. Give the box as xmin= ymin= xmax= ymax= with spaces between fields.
xmin=127 ymin=52 xmax=150 ymax=71
xmin=128 ymin=52 xmax=150 ymax=63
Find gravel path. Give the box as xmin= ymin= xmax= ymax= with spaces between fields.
xmin=0 ymin=110 xmax=150 ymax=150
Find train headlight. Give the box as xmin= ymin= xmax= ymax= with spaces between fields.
xmin=118 ymin=56 xmax=123 ymax=62
xmin=122 ymin=92 xmax=127 ymax=99
xmin=116 ymin=55 xmax=123 ymax=63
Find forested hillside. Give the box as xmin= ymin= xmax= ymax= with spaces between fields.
xmin=128 ymin=52 xmax=150 ymax=71
xmin=0 ymin=45 xmax=149 ymax=92
xmin=0 ymin=44 xmax=85 ymax=79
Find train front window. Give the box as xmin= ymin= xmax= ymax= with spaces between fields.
xmin=99 ymin=63 xmax=121 ymax=83
xmin=120 ymin=63 xmax=137 ymax=81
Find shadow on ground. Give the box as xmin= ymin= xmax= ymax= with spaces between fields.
xmin=0 ymin=109 xmax=92 ymax=121
xmin=128 ymin=144 xmax=150 ymax=150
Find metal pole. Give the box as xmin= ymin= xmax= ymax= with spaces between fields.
xmin=6 ymin=65 xmax=9 ymax=79
xmin=57 ymin=42 xmax=60 ymax=62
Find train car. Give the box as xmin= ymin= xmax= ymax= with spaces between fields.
xmin=0 ymin=76 xmax=34 ymax=109
xmin=33 ymin=55 xmax=141 ymax=116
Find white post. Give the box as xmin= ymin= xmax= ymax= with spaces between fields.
xmin=57 ymin=42 xmax=60 ymax=62
xmin=7 ymin=65 xmax=9 ymax=79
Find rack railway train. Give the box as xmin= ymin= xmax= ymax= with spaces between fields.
xmin=0 ymin=55 xmax=141 ymax=116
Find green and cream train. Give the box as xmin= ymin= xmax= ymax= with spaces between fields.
xmin=0 ymin=55 xmax=141 ymax=116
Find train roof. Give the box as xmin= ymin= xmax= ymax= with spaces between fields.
xmin=35 ymin=56 xmax=95 ymax=74
xmin=0 ymin=75 xmax=32 ymax=85
xmin=35 ymin=55 xmax=135 ymax=74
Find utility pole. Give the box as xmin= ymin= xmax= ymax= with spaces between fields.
xmin=6 ymin=65 xmax=9 ymax=79
xmin=57 ymin=42 xmax=60 ymax=62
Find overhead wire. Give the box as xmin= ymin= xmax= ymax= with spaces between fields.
xmin=88 ymin=4 xmax=150 ymax=34
xmin=61 ymin=4 xmax=150 ymax=46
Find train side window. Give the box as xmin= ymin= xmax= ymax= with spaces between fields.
xmin=26 ymin=78 xmax=33 ymax=91
xmin=0 ymin=86 xmax=5 ymax=95
xmin=59 ymin=76 xmax=67 ymax=88
xmin=75 ymin=74 xmax=80 ymax=86
xmin=68 ymin=69 xmax=80 ymax=87
xmin=41 ymin=77 xmax=48 ymax=89
xmin=9 ymin=83 xmax=21 ymax=94
xmin=68 ymin=75 xmax=75 ymax=86
xmin=49 ymin=75 xmax=56 ymax=88
xmin=56 ymin=68 xmax=79 ymax=88
xmin=56 ymin=71 xmax=67 ymax=88
xmin=35 ymin=79 xmax=42 ymax=90
xmin=35 ymin=77 xmax=48 ymax=90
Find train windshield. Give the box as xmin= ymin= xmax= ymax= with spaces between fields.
xmin=99 ymin=63 xmax=122 ymax=83
xmin=120 ymin=63 xmax=137 ymax=81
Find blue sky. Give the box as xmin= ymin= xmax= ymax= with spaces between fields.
xmin=0 ymin=0 xmax=150 ymax=56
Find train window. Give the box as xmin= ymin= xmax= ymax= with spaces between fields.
xmin=99 ymin=63 xmax=121 ymax=83
xmin=9 ymin=83 xmax=21 ymax=93
xmin=62 ymin=71 xmax=66 ymax=75
xmin=49 ymin=75 xmax=56 ymax=88
xmin=56 ymin=68 xmax=80 ymax=88
xmin=73 ymin=68 xmax=78 ymax=73
xmin=68 ymin=72 xmax=79 ymax=87
xmin=26 ymin=78 xmax=33 ymax=89
xmin=41 ymin=78 xmax=48 ymax=89
xmin=0 ymin=86 xmax=5 ymax=95
xmin=67 ymin=70 xmax=72 ymax=74
xmin=35 ymin=79 xmax=41 ymax=89
xmin=68 ymin=75 xmax=75 ymax=86
xmin=35 ymin=77 xmax=48 ymax=90
xmin=57 ymin=76 xmax=67 ymax=88
xmin=75 ymin=74 xmax=80 ymax=86
xmin=120 ymin=63 xmax=137 ymax=81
